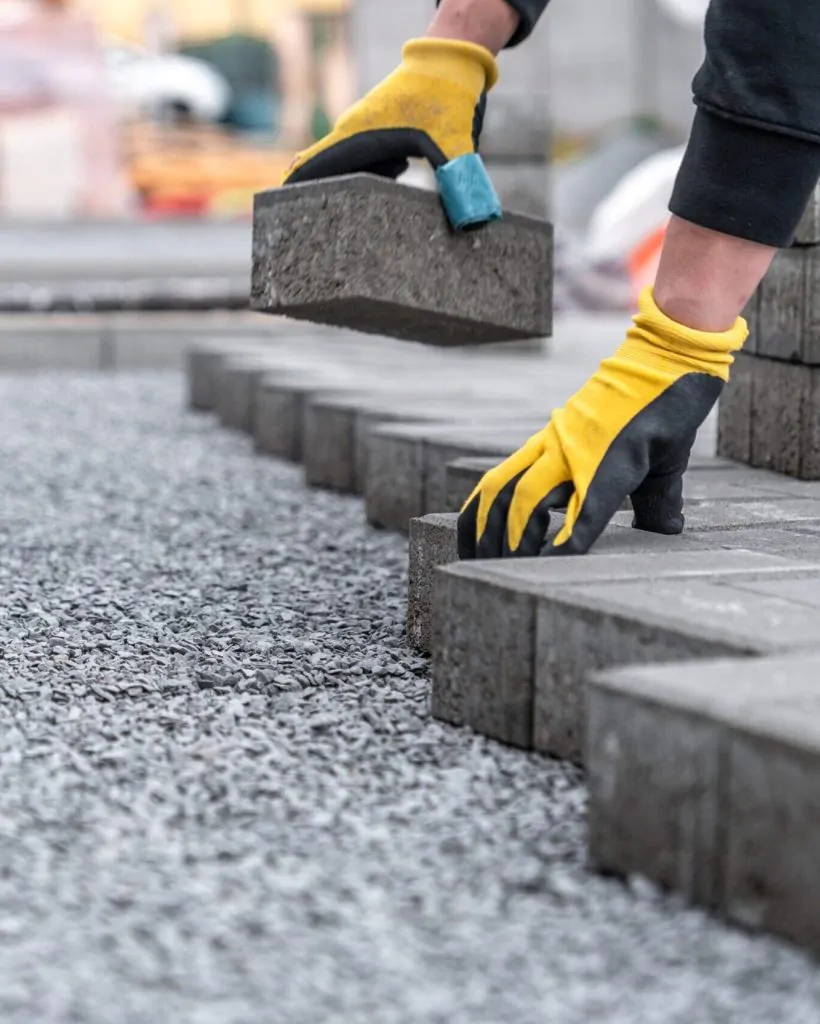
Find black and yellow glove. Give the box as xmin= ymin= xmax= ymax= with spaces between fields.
xmin=458 ymin=288 xmax=748 ymax=558
xmin=283 ymin=39 xmax=501 ymax=229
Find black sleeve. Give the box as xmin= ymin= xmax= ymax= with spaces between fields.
xmin=500 ymin=0 xmax=549 ymax=45
xmin=434 ymin=0 xmax=549 ymax=47
xmin=669 ymin=0 xmax=820 ymax=246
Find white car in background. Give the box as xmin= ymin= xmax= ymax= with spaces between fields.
xmin=102 ymin=39 xmax=231 ymax=123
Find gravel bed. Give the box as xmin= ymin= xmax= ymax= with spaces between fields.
xmin=0 ymin=370 xmax=817 ymax=1024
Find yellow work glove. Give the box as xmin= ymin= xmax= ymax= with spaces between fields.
xmin=458 ymin=288 xmax=748 ymax=558
xmin=283 ymin=38 xmax=499 ymax=185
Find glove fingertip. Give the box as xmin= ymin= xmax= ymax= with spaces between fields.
xmin=457 ymin=492 xmax=480 ymax=560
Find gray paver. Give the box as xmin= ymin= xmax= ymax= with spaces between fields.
xmin=751 ymin=357 xmax=805 ymax=477
xmin=430 ymin=541 xmax=810 ymax=752
xmin=756 ymin=247 xmax=806 ymax=363
xmin=407 ymin=513 xmax=460 ymax=653
xmin=719 ymin=350 xmax=820 ymax=479
xmin=215 ymin=355 xmax=274 ymax=432
xmin=725 ymin=692 xmax=820 ymax=954
xmin=253 ymin=372 xmax=348 ymax=461
xmin=444 ymin=456 xmax=501 ymax=511
xmin=251 ymin=174 xmax=553 ymax=346
xmin=793 ymin=180 xmax=820 ymax=244
xmin=365 ymin=420 xmax=543 ymax=531
xmin=717 ymin=352 xmax=754 ymax=464
xmin=587 ymin=652 xmax=820 ymax=957
xmin=536 ymin=570 xmax=820 ymax=762
xmin=187 ymin=340 xmax=279 ymax=413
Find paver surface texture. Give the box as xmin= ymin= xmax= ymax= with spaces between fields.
xmin=0 ymin=370 xmax=818 ymax=1023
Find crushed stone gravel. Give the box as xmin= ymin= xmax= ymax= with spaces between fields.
xmin=0 ymin=370 xmax=817 ymax=1024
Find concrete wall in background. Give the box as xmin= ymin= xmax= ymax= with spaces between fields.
xmin=350 ymin=0 xmax=703 ymax=140
xmin=546 ymin=0 xmax=634 ymax=136
xmin=636 ymin=0 xmax=705 ymax=139
xmin=350 ymin=0 xmax=550 ymax=93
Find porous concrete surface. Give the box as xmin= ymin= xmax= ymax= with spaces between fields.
xmin=587 ymin=653 xmax=820 ymax=954
xmin=717 ymin=351 xmax=820 ymax=480
xmin=251 ymin=175 xmax=553 ymax=345
xmin=1 ymin=370 xmax=819 ymax=1023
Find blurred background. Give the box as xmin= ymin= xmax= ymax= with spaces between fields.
xmin=0 ymin=0 xmax=708 ymax=310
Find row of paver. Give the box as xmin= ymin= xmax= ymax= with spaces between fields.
xmin=188 ymin=322 xmax=820 ymax=960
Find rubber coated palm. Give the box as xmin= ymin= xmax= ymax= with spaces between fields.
xmin=458 ymin=288 xmax=748 ymax=559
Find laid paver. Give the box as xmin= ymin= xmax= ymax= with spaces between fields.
xmin=444 ymin=456 xmax=501 ymax=511
xmin=431 ymin=546 xmax=820 ymax=762
xmin=251 ymin=174 xmax=552 ymax=346
xmin=587 ymin=652 xmax=820 ymax=957
xmin=716 ymin=253 xmax=820 ymax=478
xmin=187 ymin=340 xmax=275 ymax=412
xmin=407 ymin=513 xmax=460 ymax=653
xmin=365 ymin=420 xmax=544 ymax=530
xmin=794 ymin=181 xmax=820 ymax=244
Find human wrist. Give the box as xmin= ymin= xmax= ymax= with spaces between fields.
xmin=426 ymin=0 xmax=519 ymax=55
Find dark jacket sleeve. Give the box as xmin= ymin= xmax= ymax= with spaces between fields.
xmin=671 ymin=0 xmax=820 ymax=246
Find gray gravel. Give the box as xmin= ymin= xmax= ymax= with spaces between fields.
xmin=0 ymin=370 xmax=818 ymax=1024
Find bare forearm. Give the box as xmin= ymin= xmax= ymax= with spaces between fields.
xmin=426 ymin=0 xmax=520 ymax=54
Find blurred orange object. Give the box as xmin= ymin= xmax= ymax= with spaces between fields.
xmin=126 ymin=121 xmax=292 ymax=216
xmin=627 ymin=222 xmax=668 ymax=304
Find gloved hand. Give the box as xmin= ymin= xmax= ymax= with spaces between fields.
xmin=458 ymin=288 xmax=748 ymax=558
xmin=283 ymin=38 xmax=498 ymax=184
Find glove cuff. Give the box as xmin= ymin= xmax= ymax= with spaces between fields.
xmin=402 ymin=38 xmax=500 ymax=94
xmin=629 ymin=286 xmax=748 ymax=380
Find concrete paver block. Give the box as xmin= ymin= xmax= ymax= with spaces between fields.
xmin=188 ymin=341 xmax=278 ymax=414
xmin=431 ymin=541 xmax=812 ymax=751
xmin=750 ymin=358 xmax=820 ymax=479
xmin=794 ymin=181 xmax=820 ymax=244
xmin=536 ymin=569 xmax=820 ymax=762
xmin=751 ymin=244 xmax=820 ymax=365
xmin=432 ymin=546 xmax=820 ymax=756
xmin=365 ymin=420 xmax=543 ymax=531
xmin=254 ymin=373 xmax=323 ymax=461
xmin=718 ymin=351 xmax=820 ymax=479
xmin=444 ymin=457 xmax=501 ymax=511
xmin=586 ymin=652 xmax=820 ymax=956
xmin=717 ymin=352 xmax=754 ymax=464
xmin=724 ymin=690 xmax=820 ymax=953
xmin=215 ymin=355 xmax=277 ymax=432
xmin=251 ymin=175 xmax=553 ymax=346
xmin=407 ymin=513 xmax=459 ymax=653
xmin=755 ymin=247 xmax=807 ymax=363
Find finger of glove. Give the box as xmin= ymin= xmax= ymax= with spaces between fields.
xmin=500 ymin=451 xmax=575 ymax=558
xmin=629 ymin=428 xmax=695 ymax=535
xmin=630 ymin=468 xmax=687 ymax=535
xmin=546 ymin=447 xmax=652 ymax=557
xmin=547 ymin=374 xmax=724 ymax=557
xmin=458 ymin=471 xmax=528 ymax=560
xmin=458 ymin=433 xmax=551 ymax=560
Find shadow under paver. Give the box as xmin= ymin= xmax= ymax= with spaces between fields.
xmin=587 ymin=651 xmax=820 ymax=958
xmin=251 ymin=174 xmax=553 ymax=346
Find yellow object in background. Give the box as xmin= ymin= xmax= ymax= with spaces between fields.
xmin=92 ymin=0 xmax=349 ymax=44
